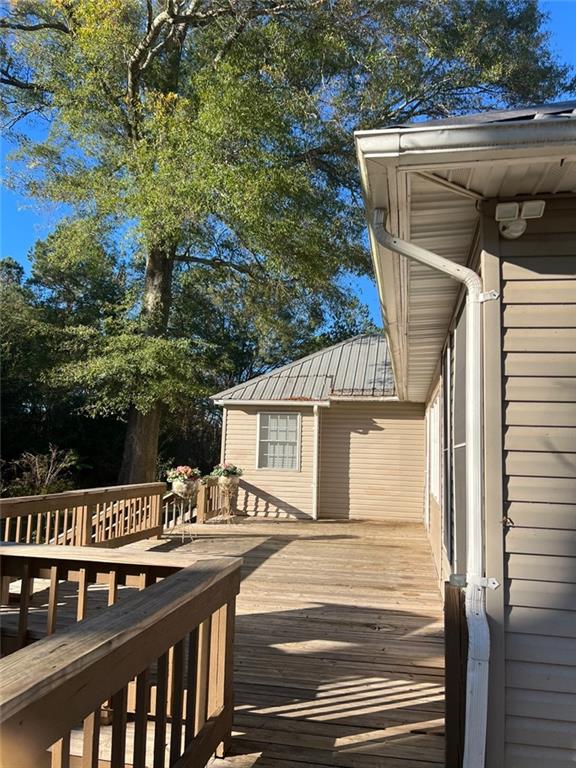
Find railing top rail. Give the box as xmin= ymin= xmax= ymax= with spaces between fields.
xmin=0 ymin=482 xmax=166 ymax=517
xmin=0 ymin=543 xmax=233 ymax=573
xmin=0 ymin=556 xmax=242 ymax=753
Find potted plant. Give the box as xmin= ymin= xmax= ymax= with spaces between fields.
xmin=167 ymin=465 xmax=202 ymax=498
xmin=210 ymin=463 xmax=243 ymax=518
xmin=210 ymin=462 xmax=243 ymax=489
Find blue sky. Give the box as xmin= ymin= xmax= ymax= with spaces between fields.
xmin=1 ymin=0 xmax=575 ymax=325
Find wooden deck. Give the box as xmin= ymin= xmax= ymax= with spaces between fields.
xmin=128 ymin=518 xmax=445 ymax=768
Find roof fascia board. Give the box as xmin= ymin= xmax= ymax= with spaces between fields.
xmin=213 ymin=399 xmax=331 ymax=407
xmin=355 ymin=135 xmax=408 ymax=401
xmin=355 ymin=138 xmax=407 ymax=401
xmin=356 ymin=120 xmax=576 ymax=169
xmin=328 ymin=395 xmax=399 ymax=402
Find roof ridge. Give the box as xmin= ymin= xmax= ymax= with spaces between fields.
xmin=211 ymin=333 xmax=385 ymax=401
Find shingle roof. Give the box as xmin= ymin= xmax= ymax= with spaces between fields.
xmin=212 ymin=334 xmax=395 ymax=403
xmin=393 ymin=99 xmax=576 ymax=129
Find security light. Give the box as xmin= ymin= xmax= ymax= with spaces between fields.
xmin=495 ymin=202 xmax=519 ymax=222
xmin=495 ymin=200 xmax=546 ymax=239
xmin=520 ymin=200 xmax=546 ymax=219
xmin=498 ymin=219 xmax=527 ymax=239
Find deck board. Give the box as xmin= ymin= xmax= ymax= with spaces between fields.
xmin=130 ymin=518 xmax=445 ymax=767
xmin=3 ymin=517 xmax=444 ymax=766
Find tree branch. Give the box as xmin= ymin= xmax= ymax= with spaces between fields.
xmin=213 ymin=15 xmax=249 ymax=67
xmin=126 ymin=1 xmax=317 ymax=121
xmin=146 ymin=0 xmax=154 ymax=32
xmin=175 ymin=252 xmax=262 ymax=277
xmin=0 ymin=68 xmax=45 ymax=92
xmin=2 ymin=105 xmax=47 ymax=130
xmin=0 ymin=18 xmax=70 ymax=34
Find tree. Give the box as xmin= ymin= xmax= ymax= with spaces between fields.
xmin=2 ymin=0 xmax=572 ymax=482
xmin=0 ymin=245 xmax=372 ymax=488
xmin=0 ymin=250 xmax=129 ymax=487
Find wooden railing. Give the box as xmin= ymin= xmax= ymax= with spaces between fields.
xmin=0 ymin=545 xmax=242 ymax=768
xmin=0 ymin=483 xmax=165 ymax=548
xmin=163 ymin=480 xmax=228 ymax=528
xmin=197 ymin=478 xmax=230 ymax=524
xmin=163 ymin=490 xmax=196 ymax=531
xmin=0 ymin=544 xmax=205 ymax=652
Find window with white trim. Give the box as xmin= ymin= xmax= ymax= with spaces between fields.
xmin=257 ymin=413 xmax=300 ymax=470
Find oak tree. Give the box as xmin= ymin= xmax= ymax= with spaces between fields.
xmin=2 ymin=0 xmax=572 ymax=481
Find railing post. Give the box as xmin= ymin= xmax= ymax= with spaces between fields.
xmin=153 ymin=491 xmax=162 ymax=539
xmin=196 ymin=484 xmax=206 ymax=525
xmin=81 ymin=505 xmax=92 ymax=547
xmin=74 ymin=506 xmax=85 ymax=547
xmin=216 ymin=596 xmax=236 ymax=758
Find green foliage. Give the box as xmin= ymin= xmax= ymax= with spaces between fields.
xmin=28 ymin=218 xmax=125 ymax=324
xmin=54 ymin=330 xmax=208 ymax=416
xmin=172 ymin=264 xmax=377 ymax=389
xmin=2 ymin=446 xmax=80 ymax=497
xmin=1 ymin=0 xmax=572 ymax=478
xmin=0 ymin=259 xmax=55 ymax=416
xmin=0 ymin=256 xmax=127 ymax=486
xmin=3 ymin=1 xmax=571 ymax=276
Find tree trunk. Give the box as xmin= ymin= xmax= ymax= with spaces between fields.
xmin=118 ymin=245 xmax=174 ymax=484
xmin=118 ymin=36 xmax=185 ymax=486
xmin=118 ymin=403 xmax=163 ymax=483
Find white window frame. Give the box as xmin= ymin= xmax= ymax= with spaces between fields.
xmin=256 ymin=411 xmax=301 ymax=472
xmin=429 ymin=392 xmax=442 ymax=505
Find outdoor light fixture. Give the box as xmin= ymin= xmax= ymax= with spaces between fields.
xmin=495 ymin=200 xmax=546 ymax=239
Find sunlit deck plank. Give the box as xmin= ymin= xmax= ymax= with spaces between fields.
xmin=130 ymin=518 xmax=445 ymax=767
xmin=3 ymin=517 xmax=444 ymax=766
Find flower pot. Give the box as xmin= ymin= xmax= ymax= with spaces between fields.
xmin=172 ymin=478 xmax=199 ymax=499
xmin=217 ymin=475 xmax=239 ymax=519
xmin=217 ymin=475 xmax=240 ymax=489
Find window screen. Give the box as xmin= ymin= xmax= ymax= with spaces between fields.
xmin=258 ymin=413 xmax=299 ymax=470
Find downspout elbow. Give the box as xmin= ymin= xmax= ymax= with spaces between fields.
xmin=372 ymin=208 xmax=482 ymax=296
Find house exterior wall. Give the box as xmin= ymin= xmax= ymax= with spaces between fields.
xmin=223 ymin=405 xmax=315 ymax=518
xmin=317 ymin=401 xmax=425 ymax=521
xmin=482 ymin=198 xmax=576 ymax=767
xmin=222 ymin=400 xmax=425 ymax=522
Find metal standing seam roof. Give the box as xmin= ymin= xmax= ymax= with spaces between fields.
xmin=391 ymin=99 xmax=576 ymax=129
xmin=211 ymin=335 xmax=395 ymax=403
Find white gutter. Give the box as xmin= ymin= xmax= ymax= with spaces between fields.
xmin=355 ymin=117 xmax=576 ymax=164
xmin=328 ymin=395 xmax=399 ymax=403
xmin=372 ymin=208 xmax=492 ymax=768
xmin=312 ymin=404 xmax=320 ymax=519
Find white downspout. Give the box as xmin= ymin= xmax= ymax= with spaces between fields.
xmin=372 ymin=208 xmax=491 ymax=768
xmin=220 ymin=407 xmax=228 ymax=464
xmin=312 ymin=404 xmax=320 ymax=519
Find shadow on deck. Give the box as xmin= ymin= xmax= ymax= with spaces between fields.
xmin=133 ymin=518 xmax=445 ymax=768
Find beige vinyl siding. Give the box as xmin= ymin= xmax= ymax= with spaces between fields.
xmin=317 ymin=401 xmax=425 ymax=521
xmin=224 ymin=405 xmax=315 ymax=518
xmin=500 ymin=200 xmax=576 ymax=767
